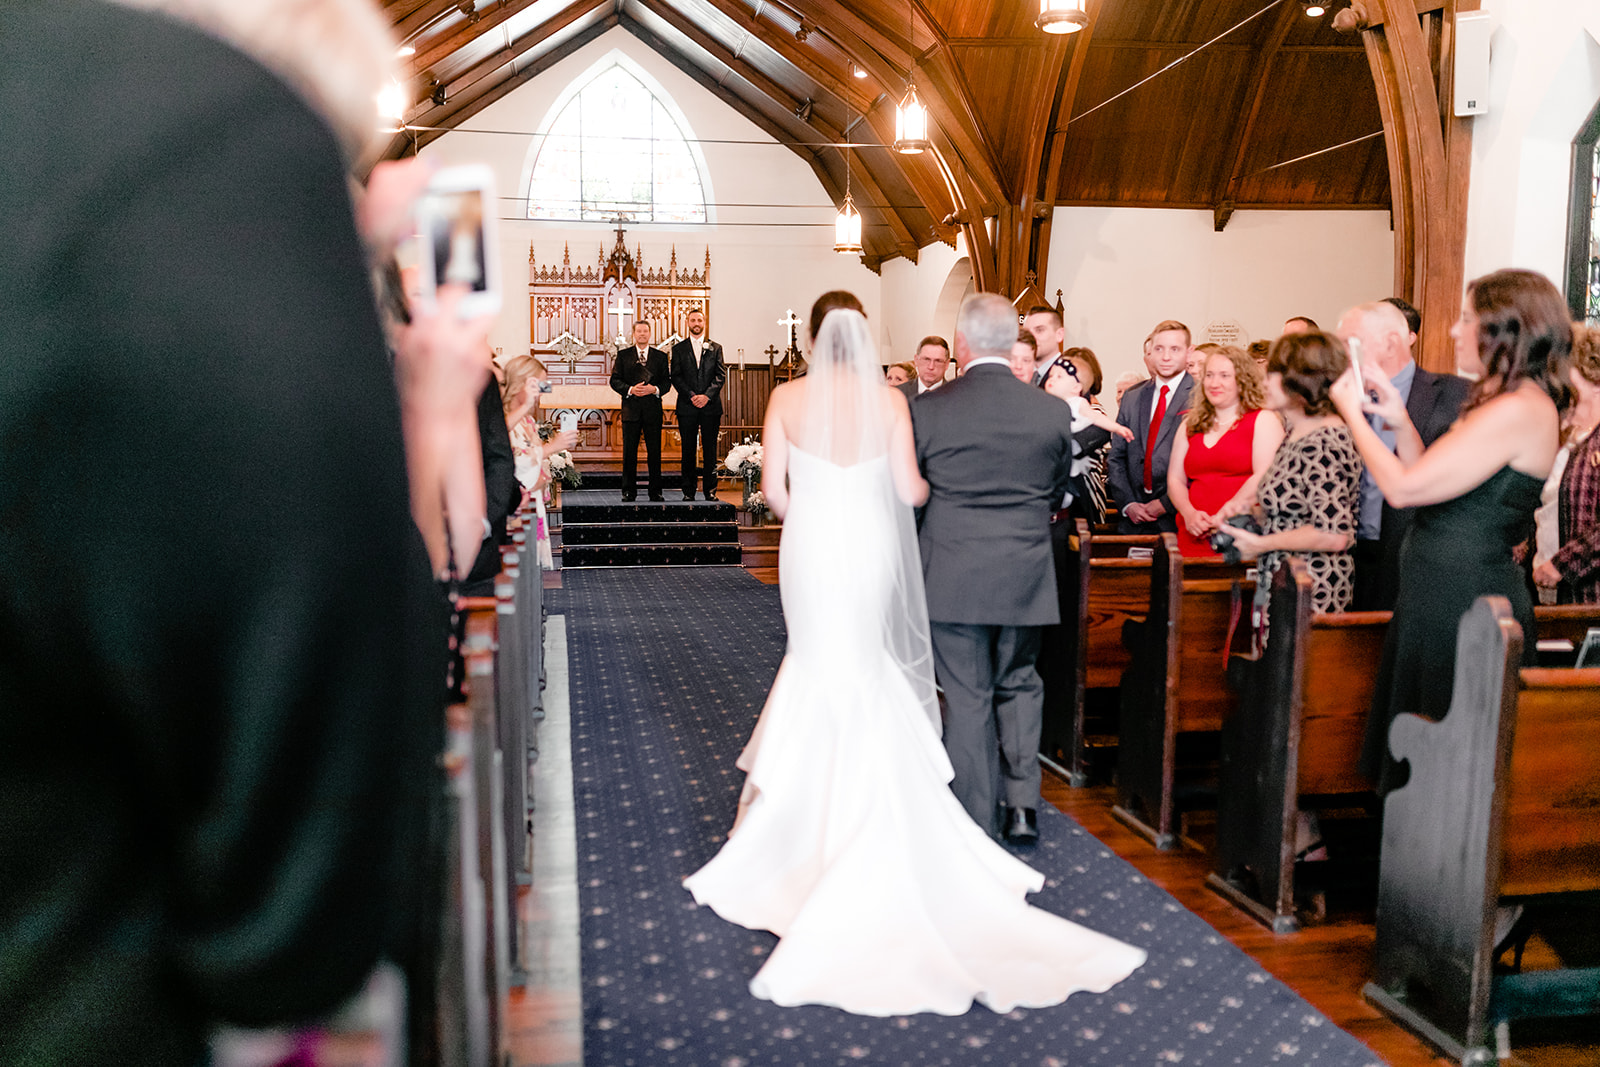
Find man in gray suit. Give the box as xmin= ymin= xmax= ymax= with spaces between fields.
xmin=1106 ymin=319 xmax=1195 ymax=534
xmin=897 ymin=335 xmax=951 ymax=400
xmin=913 ymin=293 xmax=1077 ymax=844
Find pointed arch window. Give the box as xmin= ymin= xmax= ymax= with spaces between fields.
xmin=527 ymin=64 xmax=706 ymax=224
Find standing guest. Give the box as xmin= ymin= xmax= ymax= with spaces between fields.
xmin=1011 ymin=330 xmax=1039 ymax=382
xmin=1330 ymin=270 xmax=1570 ymax=793
xmin=1187 ymin=342 xmax=1217 ymax=381
xmin=1335 ymin=301 xmax=1470 ymax=610
xmin=1383 ymin=295 xmax=1422 ymax=344
xmin=671 ymin=308 xmax=726 ymax=501
xmin=1282 ymin=316 xmax=1319 ymax=335
xmin=1063 ymin=346 xmax=1105 ymax=403
xmin=0 ymin=1 xmax=456 ymax=1063
xmin=1218 ymin=334 xmax=1363 ymax=613
xmin=1041 ymin=359 xmax=1132 ymax=522
xmin=885 ymin=361 xmax=914 ymax=386
xmin=898 ymin=335 xmax=950 ymax=399
xmin=1247 ymin=339 xmax=1272 ymax=371
xmin=1022 ymin=305 xmax=1066 ymax=385
xmin=1114 ymin=371 xmax=1146 ymax=405
xmin=1532 ymin=323 xmax=1600 ymax=604
xmin=502 ymin=355 xmax=577 ymax=566
xmin=913 ymin=294 xmax=1077 ymax=843
xmin=610 ymin=319 xmax=670 ymax=501
xmin=1107 ymin=320 xmax=1196 ymax=533
xmin=1167 ymin=345 xmax=1284 ymax=557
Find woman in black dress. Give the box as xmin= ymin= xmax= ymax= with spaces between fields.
xmin=1329 ymin=270 xmax=1572 ymax=792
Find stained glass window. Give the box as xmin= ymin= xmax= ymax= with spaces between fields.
xmin=528 ymin=65 xmax=706 ymax=224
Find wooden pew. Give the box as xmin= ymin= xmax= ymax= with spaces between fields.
xmin=1210 ymin=567 xmax=1600 ymax=932
xmin=1208 ymin=558 xmax=1385 ymax=931
xmin=1047 ymin=527 xmax=1159 ymax=784
xmin=1363 ymin=596 xmax=1600 ymax=1064
xmin=1114 ymin=534 xmax=1253 ymax=848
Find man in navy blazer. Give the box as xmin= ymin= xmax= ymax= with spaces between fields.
xmin=1106 ymin=320 xmax=1196 ymax=534
xmin=913 ymin=294 xmax=1076 ymax=844
xmin=1336 ymin=300 xmax=1469 ymax=610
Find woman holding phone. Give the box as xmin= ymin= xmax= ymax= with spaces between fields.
xmin=1329 ymin=269 xmax=1571 ymax=791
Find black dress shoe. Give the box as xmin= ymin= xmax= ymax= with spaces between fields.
xmin=1003 ymin=806 xmax=1039 ymax=845
xmin=648 ymin=493 xmax=665 ymax=502
xmin=621 ymin=492 xmax=636 ymax=502
xmin=682 ymin=493 xmax=696 ymax=501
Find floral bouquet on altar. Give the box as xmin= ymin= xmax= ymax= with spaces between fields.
xmin=717 ymin=437 xmax=763 ymax=508
xmin=543 ymin=448 xmax=581 ymax=490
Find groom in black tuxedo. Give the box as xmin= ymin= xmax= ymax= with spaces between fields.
xmin=670 ymin=308 xmax=726 ymax=500
xmin=610 ymin=320 xmax=670 ymax=501
xmin=913 ymin=293 xmax=1077 ymax=844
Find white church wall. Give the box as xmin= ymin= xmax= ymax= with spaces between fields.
xmin=878 ymin=240 xmax=965 ymax=365
xmin=1463 ymin=0 xmax=1600 ymax=290
xmin=416 ymin=26 xmax=881 ymax=365
xmin=1041 ymin=207 xmax=1394 ymax=389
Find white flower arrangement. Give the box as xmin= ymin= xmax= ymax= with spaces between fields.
xmin=747 ymin=490 xmax=766 ymax=512
xmin=718 ymin=437 xmax=763 ymax=479
xmin=542 ymin=449 xmax=582 ymax=489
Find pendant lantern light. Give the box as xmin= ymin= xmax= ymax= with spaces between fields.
xmin=1036 ymin=0 xmax=1090 ymax=35
xmin=893 ymin=77 xmax=931 ymax=155
xmin=835 ymin=113 xmax=863 ymax=254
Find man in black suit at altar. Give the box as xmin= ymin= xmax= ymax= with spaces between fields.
xmin=670 ymin=308 xmax=726 ymax=500
xmin=610 ymin=319 xmax=670 ymax=501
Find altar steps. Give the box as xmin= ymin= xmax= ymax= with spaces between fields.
xmin=559 ymin=497 xmax=741 ymax=568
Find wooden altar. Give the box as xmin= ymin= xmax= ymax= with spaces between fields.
xmin=529 ymin=226 xmax=772 ymax=467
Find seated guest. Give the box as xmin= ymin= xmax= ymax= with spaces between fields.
xmin=885 ymin=361 xmax=914 ymax=386
xmin=1167 ymin=345 xmax=1284 ymax=557
xmin=1218 ymin=332 xmax=1363 ymax=615
xmin=1011 ymin=330 xmax=1038 ymax=382
xmin=1532 ymin=323 xmax=1600 ymax=603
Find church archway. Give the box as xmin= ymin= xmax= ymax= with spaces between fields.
xmin=932 ymin=257 xmax=975 ymax=343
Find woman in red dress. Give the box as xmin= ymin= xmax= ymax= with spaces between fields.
xmin=1167 ymin=345 xmax=1284 ymax=557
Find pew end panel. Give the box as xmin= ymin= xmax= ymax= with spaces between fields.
xmin=1210 ymin=558 xmax=1385 ymax=933
xmin=1365 ymin=597 xmax=1600 ymax=1063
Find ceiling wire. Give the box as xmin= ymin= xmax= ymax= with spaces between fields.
xmin=1252 ymin=130 xmax=1384 ymax=173
xmin=1067 ymin=0 xmax=1288 ymax=126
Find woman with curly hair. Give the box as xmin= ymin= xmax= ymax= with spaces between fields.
xmin=1329 ymin=269 xmax=1571 ymax=791
xmin=1166 ymin=345 xmax=1284 ymax=556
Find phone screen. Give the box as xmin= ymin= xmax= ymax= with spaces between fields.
xmin=422 ymin=188 xmax=489 ymax=294
xmin=558 ymin=411 xmax=577 ymax=434
xmin=1346 ymin=335 xmax=1364 ymax=392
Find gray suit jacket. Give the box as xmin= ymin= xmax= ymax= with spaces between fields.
xmin=1106 ymin=373 xmax=1195 ymax=532
xmin=912 ymin=363 xmax=1076 ymax=626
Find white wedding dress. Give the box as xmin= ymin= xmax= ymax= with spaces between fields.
xmin=684 ymin=312 xmax=1146 ymax=1016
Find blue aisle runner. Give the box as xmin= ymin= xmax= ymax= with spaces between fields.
xmin=562 ymin=568 xmax=1386 ymax=1066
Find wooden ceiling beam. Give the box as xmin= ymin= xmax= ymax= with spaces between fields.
xmin=393 ymin=0 xmax=462 ymax=43
xmin=633 ymin=0 xmax=919 ymax=259
xmin=1028 ymin=0 xmax=1103 ymax=311
xmin=1009 ymin=32 xmax=1072 ymax=300
xmin=418 ymin=0 xmax=610 ymax=115
xmin=407 ymin=0 xmax=544 ymax=74
xmin=908 ymin=0 xmax=1009 ymax=199
xmin=619 ymin=16 xmax=899 ymax=265
xmin=694 ymin=0 xmax=875 ymax=114
xmin=782 ymin=0 xmax=1006 ymax=206
xmin=1212 ymin=0 xmax=1304 ymax=231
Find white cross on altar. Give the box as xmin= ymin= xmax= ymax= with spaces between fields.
xmin=777 ymin=309 xmax=802 ymax=333
xmin=607 ymin=300 xmax=634 ymax=343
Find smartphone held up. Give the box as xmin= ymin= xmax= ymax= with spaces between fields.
xmin=415 ymin=163 xmax=501 ymax=318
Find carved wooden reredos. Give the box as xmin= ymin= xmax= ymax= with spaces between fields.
xmin=529 ymin=224 xmax=710 ymax=383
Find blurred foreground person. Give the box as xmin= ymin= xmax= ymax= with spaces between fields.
xmin=0 ymin=2 xmax=459 ymax=1063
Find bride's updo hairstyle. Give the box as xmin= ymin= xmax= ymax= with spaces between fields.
xmin=1462 ymin=269 xmax=1573 ymax=417
xmin=809 ymin=290 xmax=865 ymax=343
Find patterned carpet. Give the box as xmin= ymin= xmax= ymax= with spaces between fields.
xmin=562 ymin=568 xmax=1387 ymax=1066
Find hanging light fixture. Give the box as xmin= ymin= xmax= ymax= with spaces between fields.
xmin=1036 ymin=0 xmax=1090 ymax=35
xmin=1302 ymin=1 xmax=1327 ymax=15
xmin=893 ymin=76 xmax=931 ymax=154
xmin=835 ymin=114 xmax=863 ymax=254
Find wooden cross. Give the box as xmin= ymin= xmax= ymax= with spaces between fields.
xmin=764 ymin=344 xmax=780 ymax=367
xmin=606 ymin=299 xmax=633 ymax=345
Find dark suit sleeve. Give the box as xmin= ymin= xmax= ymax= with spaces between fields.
xmin=668 ymin=342 xmax=688 ymax=399
xmin=1106 ymin=390 xmax=1139 ymax=513
xmin=609 ymin=351 xmax=631 ymax=399
xmin=479 ymin=379 xmax=518 ymax=526
xmin=1416 ymin=370 xmax=1470 ymax=446
xmin=1076 ymin=423 xmax=1112 ymax=456
xmin=705 ymin=344 xmax=726 ymax=400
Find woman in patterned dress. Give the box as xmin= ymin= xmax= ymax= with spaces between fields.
xmin=1532 ymin=323 xmax=1600 ymax=604
xmin=1217 ymin=332 xmax=1364 ymax=615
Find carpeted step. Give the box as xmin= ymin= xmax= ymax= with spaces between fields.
xmin=580 ymin=471 xmax=732 ymax=493
xmin=560 ymin=543 xmax=742 ymax=568
xmin=561 ymin=522 xmax=739 ymax=547
xmin=563 ymin=501 xmax=735 ymax=525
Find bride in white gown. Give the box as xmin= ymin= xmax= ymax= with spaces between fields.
xmin=683 ymin=302 xmax=1145 ymax=1017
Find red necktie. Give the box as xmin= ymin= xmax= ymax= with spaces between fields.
xmin=1143 ymin=384 xmax=1169 ymax=493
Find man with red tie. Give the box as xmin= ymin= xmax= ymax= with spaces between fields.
xmin=1106 ymin=320 xmax=1196 ymax=534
